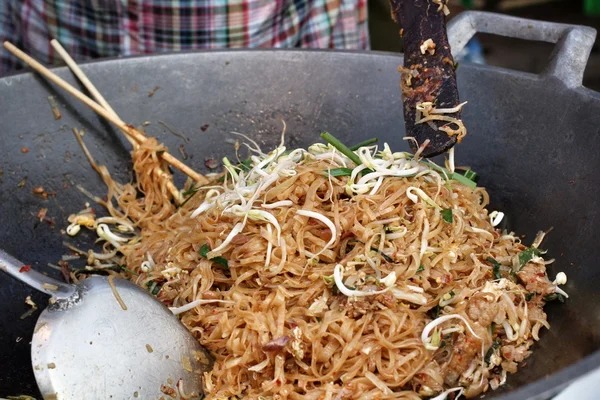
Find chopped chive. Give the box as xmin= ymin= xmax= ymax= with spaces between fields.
xmin=450 ymin=172 xmax=477 ymax=189
xmin=426 ymin=162 xmax=477 ymax=189
xmin=416 ymin=265 xmax=425 ymax=273
xmin=320 ymin=132 xmax=362 ymax=166
xmin=323 ymin=167 xmax=354 ymax=177
xmin=370 ymin=247 xmax=394 ymax=263
xmin=543 ymin=293 xmax=565 ymax=303
xmin=120 ymin=266 xmax=139 ymax=276
xmin=349 ymin=137 xmax=378 ymax=151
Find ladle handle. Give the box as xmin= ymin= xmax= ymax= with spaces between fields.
xmin=0 ymin=248 xmax=77 ymax=299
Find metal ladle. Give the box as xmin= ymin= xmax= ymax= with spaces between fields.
xmin=0 ymin=249 xmax=213 ymax=399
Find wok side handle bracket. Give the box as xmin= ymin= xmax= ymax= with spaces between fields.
xmin=447 ymin=11 xmax=597 ymax=88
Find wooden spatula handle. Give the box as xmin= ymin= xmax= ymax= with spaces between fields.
xmin=390 ymin=0 xmax=461 ymax=157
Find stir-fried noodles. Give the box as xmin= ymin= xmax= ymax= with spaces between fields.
xmin=67 ymin=133 xmax=567 ymax=399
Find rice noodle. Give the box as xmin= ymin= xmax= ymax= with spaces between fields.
xmin=72 ymin=136 xmax=557 ymax=399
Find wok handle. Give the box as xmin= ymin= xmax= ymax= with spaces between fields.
xmin=0 ymin=248 xmax=77 ymax=299
xmin=447 ymin=11 xmax=597 ymax=88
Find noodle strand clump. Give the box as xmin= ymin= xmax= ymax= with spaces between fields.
xmin=71 ymin=136 xmax=566 ymax=399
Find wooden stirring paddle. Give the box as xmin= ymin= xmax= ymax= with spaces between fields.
xmin=389 ymin=0 xmax=465 ymax=158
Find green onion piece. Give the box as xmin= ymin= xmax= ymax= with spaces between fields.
xmin=425 ymin=162 xmax=477 ymax=190
xmin=323 ymin=275 xmax=334 ymax=285
xmin=450 ymin=172 xmax=477 ymax=189
xmin=441 ymin=208 xmax=453 ymax=223
xmin=462 ymin=169 xmax=478 ymax=181
xmin=349 ymin=137 xmax=378 ymax=151
xmin=320 ymin=132 xmax=362 ymax=166
xmin=324 ymin=168 xmax=354 ymax=177
xmin=486 ymin=257 xmax=503 ymax=280
xmin=416 ymin=265 xmax=425 ymax=273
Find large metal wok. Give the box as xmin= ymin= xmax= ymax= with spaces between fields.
xmin=1 ymin=11 xmax=599 ymax=399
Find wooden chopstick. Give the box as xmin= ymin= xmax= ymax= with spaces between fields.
xmin=3 ymin=41 xmax=208 ymax=186
xmin=50 ymin=40 xmax=183 ymax=203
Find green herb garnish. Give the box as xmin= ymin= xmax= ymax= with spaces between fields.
xmin=518 ymin=247 xmax=545 ymax=269
xmin=199 ymin=243 xmax=229 ymax=270
xmin=416 ymin=265 xmax=425 ymax=273
xmin=349 ymin=137 xmax=378 ymax=151
xmin=441 ymin=208 xmax=453 ymax=223
xmin=486 ymin=257 xmax=503 ymax=280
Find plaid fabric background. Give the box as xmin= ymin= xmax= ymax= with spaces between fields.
xmin=0 ymin=0 xmax=369 ymax=74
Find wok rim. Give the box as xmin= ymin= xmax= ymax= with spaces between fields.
xmin=1 ymin=48 xmax=598 ymax=399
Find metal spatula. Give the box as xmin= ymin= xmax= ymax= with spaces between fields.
xmin=0 ymin=249 xmax=213 ymax=400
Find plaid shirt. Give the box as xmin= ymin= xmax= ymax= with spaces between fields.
xmin=0 ymin=0 xmax=369 ymax=74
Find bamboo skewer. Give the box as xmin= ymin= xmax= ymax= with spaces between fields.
xmin=3 ymin=41 xmax=208 ymax=186
xmin=49 ymin=40 xmax=183 ymax=203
